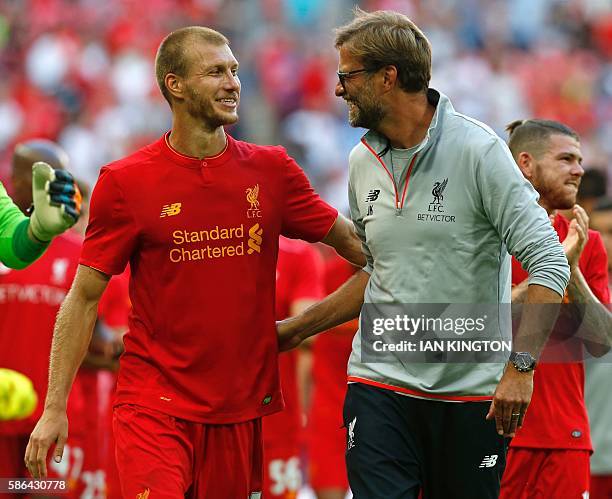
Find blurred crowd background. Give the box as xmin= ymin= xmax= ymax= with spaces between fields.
xmin=1 ymin=2 xmax=612 ymax=497
xmin=1 ymin=0 xmax=612 ymax=212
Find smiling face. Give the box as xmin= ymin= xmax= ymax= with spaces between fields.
xmin=335 ymin=45 xmax=385 ymax=130
xmin=529 ymin=133 xmax=584 ymax=211
xmin=180 ymin=42 xmax=240 ymax=128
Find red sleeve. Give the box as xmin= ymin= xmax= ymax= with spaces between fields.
xmin=80 ymin=168 xmax=139 ymax=276
xmin=288 ymin=245 xmax=325 ymax=304
xmin=281 ymin=154 xmax=338 ymax=242
xmin=581 ymin=230 xmax=610 ymax=304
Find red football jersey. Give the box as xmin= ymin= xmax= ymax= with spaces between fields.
xmin=308 ymin=254 xmax=357 ymax=490
xmin=511 ymin=213 xmax=610 ymax=450
xmin=263 ymin=236 xmax=324 ymax=449
xmin=0 ymin=232 xmax=83 ymax=435
xmin=310 ymin=255 xmax=358 ymax=429
xmin=80 ymin=133 xmax=337 ymax=424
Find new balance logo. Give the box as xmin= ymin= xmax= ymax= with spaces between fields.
xmin=367 ymin=205 xmax=374 ymax=216
xmin=479 ymin=455 xmax=498 ymax=468
xmin=365 ymin=189 xmax=380 ymax=202
xmin=347 ymin=416 xmax=357 ymax=451
xmin=136 ymin=489 xmax=150 ymax=499
xmin=160 ymin=202 xmax=181 ymax=217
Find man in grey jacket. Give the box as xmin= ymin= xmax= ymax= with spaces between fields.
xmin=278 ymin=9 xmax=569 ymax=499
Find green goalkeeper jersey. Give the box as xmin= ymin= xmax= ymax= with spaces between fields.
xmin=0 ymin=182 xmax=48 ymax=269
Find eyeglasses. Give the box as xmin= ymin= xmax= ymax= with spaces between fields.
xmin=337 ymin=68 xmax=376 ymax=87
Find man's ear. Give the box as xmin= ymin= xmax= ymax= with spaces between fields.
xmin=516 ymin=151 xmax=535 ymax=179
xmin=381 ymin=65 xmax=398 ymax=91
xmin=165 ymin=73 xmax=184 ymax=102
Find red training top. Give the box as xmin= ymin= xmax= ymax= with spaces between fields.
xmin=80 ymin=133 xmax=337 ymax=424
xmin=311 ymin=254 xmax=358 ymax=427
xmin=510 ymin=213 xmax=610 ymax=450
xmin=0 ymin=232 xmax=84 ymax=436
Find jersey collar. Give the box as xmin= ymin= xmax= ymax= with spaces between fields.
xmin=161 ymin=131 xmax=234 ymax=168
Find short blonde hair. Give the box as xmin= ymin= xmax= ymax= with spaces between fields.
xmin=155 ymin=26 xmax=229 ymax=106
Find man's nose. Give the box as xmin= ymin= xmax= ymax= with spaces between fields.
xmin=224 ymin=72 xmax=240 ymax=91
xmin=571 ymin=162 xmax=585 ymax=177
xmin=335 ymin=81 xmax=345 ymax=97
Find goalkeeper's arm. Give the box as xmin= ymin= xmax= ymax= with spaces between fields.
xmin=0 ymin=163 xmax=81 ymax=269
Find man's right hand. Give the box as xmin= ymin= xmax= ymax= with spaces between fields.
xmin=24 ymin=408 xmax=68 ymax=478
xmin=277 ymin=318 xmax=304 ymax=352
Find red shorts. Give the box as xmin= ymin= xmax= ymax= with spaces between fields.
xmin=263 ymin=444 xmax=301 ymax=499
xmin=591 ymin=475 xmax=612 ymax=499
xmin=500 ymin=448 xmax=590 ymax=499
xmin=113 ymin=404 xmax=263 ymax=499
xmin=307 ymin=406 xmax=349 ymax=491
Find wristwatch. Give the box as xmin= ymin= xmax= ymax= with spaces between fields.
xmin=508 ymin=351 xmax=537 ymax=372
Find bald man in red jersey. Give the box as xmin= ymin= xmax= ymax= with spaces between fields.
xmin=25 ymin=26 xmax=364 ymax=499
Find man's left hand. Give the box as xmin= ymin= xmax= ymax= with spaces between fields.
xmin=485 ymin=365 xmax=533 ymax=437
xmin=563 ymin=204 xmax=589 ymax=269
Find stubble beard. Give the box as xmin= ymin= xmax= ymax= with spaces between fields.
xmin=345 ymin=81 xmax=384 ymax=130
xmin=534 ymin=165 xmax=578 ymax=210
xmin=348 ymin=96 xmax=384 ymax=130
xmin=186 ymin=87 xmax=238 ymax=129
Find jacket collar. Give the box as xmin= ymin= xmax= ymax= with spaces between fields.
xmin=362 ymin=88 xmax=451 ymax=157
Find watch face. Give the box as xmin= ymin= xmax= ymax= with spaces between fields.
xmin=514 ymin=352 xmax=534 ymax=370
xmin=517 ymin=354 xmax=529 ymax=369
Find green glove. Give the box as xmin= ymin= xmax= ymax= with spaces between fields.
xmin=30 ymin=162 xmax=81 ymax=242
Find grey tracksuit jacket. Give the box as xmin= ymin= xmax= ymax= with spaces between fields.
xmin=347 ymin=88 xmax=570 ymax=399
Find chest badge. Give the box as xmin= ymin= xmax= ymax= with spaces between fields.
xmin=417 ymin=178 xmax=456 ymax=224
xmin=246 ymin=184 xmax=262 ymax=218
xmin=429 ymin=178 xmax=448 ymax=213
